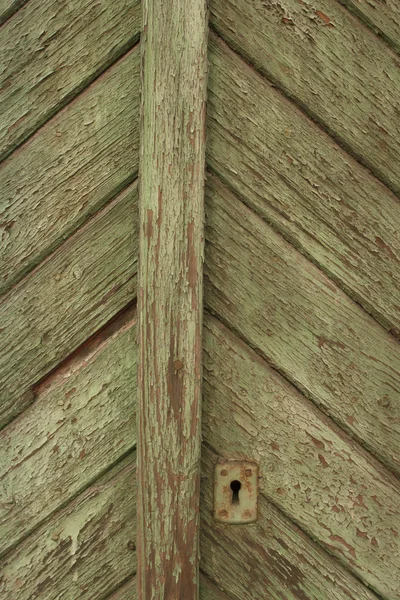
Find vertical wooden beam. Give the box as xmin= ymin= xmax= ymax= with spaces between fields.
xmin=137 ymin=1 xmax=208 ymax=598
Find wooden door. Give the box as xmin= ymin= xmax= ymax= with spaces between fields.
xmin=199 ymin=2 xmax=400 ymax=599
xmin=138 ymin=1 xmax=400 ymax=599
xmin=1 ymin=0 xmax=400 ymax=599
xmin=0 ymin=1 xmax=140 ymax=597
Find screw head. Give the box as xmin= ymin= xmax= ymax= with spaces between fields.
xmin=220 ymin=469 xmax=228 ymax=477
xmin=219 ymin=509 xmax=228 ymax=518
xmin=245 ymin=469 xmax=253 ymax=477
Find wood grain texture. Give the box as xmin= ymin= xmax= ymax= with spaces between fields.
xmin=338 ymin=0 xmax=400 ymax=54
xmin=0 ymin=182 xmax=137 ymax=429
xmin=0 ymin=47 xmax=140 ymax=295
xmin=0 ymin=454 xmax=136 ymax=600
xmin=0 ymin=306 xmax=136 ymax=557
xmin=0 ymin=0 xmax=140 ymax=161
xmin=137 ymin=0 xmax=208 ymax=596
xmin=107 ymin=579 xmax=136 ymax=600
xmin=0 ymin=0 xmax=28 ymax=25
xmin=200 ymin=445 xmax=380 ymax=600
xmin=204 ymin=175 xmax=400 ymax=477
xmin=207 ymin=36 xmax=400 ymax=334
xmin=209 ymin=0 xmax=400 ymax=195
xmin=202 ymin=316 xmax=400 ymax=599
xmin=199 ymin=574 xmax=232 ymax=600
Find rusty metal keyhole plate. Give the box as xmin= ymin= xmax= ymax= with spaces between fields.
xmin=214 ymin=460 xmax=258 ymax=524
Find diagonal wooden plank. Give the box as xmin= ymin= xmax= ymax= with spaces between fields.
xmin=201 ymin=445 xmax=380 ymax=600
xmin=0 ymin=454 xmax=136 ymax=600
xmin=209 ymin=0 xmax=400 ymax=196
xmin=137 ymin=0 xmax=208 ymax=596
xmin=0 ymin=47 xmax=140 ymax=295
xmin=199 ymin=573 xmax=232 ymax=600
xmin=204 ymin=174 xmax=400 ymax=478
xmin=202 ymin=315 xmax=400 ymax=599
xmin=337 ymin=0 xmax=400 ymax=54
xmin=207 ymin=35 xmax=400 ymax=335
xmin=107 ymin=579 xmax=137 ymax=600
xmin=0 ymin=0 xmax=28 ymax=25
xmin=0 ymin=306 xmax=136 ymax=558
xmin=0 ymin=181 xmax=137 ymax=429
xmin=0 ymin=0 xmax=141 ymax=161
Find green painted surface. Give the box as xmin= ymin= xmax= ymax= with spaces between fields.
xmin=202 ymin=315 xmax=400 ymax=598
xmin=207 ymin=35 xmax=400 ymax=334
xmin=0 ymin=183 xmax=138 ymax=428
xmin=0 ymin=0 xmax=140 ymax=160
xmin=0 ymin=48 xmax=140 ymax=295
xmin=0 ymin=308 xmax=136 ymax=557
xmin=338 ymin=0 xmax=400 ymax=54
xmin=137 ymin=0 xmax=208 ymax=597
xmin=205 ymin=174 xmax=400 ymax=478
xmin=201 ymin=445 xmax=379 ymax=600
xmin=210 ymin=0 xmax=400 ymax=196
xmin=0 ymin=454 xmax=136 ymax=600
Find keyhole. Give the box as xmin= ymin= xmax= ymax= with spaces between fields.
xmin=230 ymin=480 xmax=241 ymax=505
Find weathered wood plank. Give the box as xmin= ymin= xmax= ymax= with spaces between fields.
xmin=199 ymin=574 xmax=232 ymax=600
xmin=0 ymin=181 xmax=137 ymax=429
xmin=0 ymin=0 xmax=28 ymax=26
xmin=338 ymin=0 xmax=400 ymax=55
xmin=204 ymin=175 xmax=400 ymax=477
xmin=107 ymin=579 xmax=136 ymax=600
xmin=0 ymin=306 xmax=136 ymax=557
xmin=200 ymin=444 xmax=380 ymax=600
xmin=137 ymin=0 xmax=208 ymax=597
xmin=209 ymin=0 xmax=400 ymax=195
xmin=207 ymin=36 xmax=400 ymax=334
xmin=0 ymin=454 xmax=136 ymax=600
xmin=0 ymin=48 xmax=140 ymax=295
xmin=202 ymin=315 xmax=400 ymax=599
xmin=0 ymin=0 xmax=140 ymax=161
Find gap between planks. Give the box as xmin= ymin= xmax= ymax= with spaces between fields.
xmin=207 ymin=27 xmax=400 ymax=202
xmin=0 ymin=0 xmax=28 ymax=27
xmin=206 ymin=164 xmax=400 ymax=345
xmin=336 ymin=0 xmax=400 ymax=56
xmin=205 ymin=295 xmax=400 ymax=483
xmin=0 ymin=25 xmax=140 ymax=165
xmin=200 ymin=441 xmax=385 ymax=600
xmin=0 ymin=173 xmax=139 ymax=298
xmin=0 ymin=296 xmax=137 ymax=434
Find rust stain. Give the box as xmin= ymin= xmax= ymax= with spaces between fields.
xmin=318 ymin=336 xmax=346 ymax=350
xmin=375 ymin=236 xmax=400 ymax=264
xmin=146 ymin=209 xmax=154 ymax=241
xmin=306 ymin=432 xmax=325 ymax=450
xmin=186 ymin=220 xmax=198 ymax=310
xmin=329 ymin=535 xmax=356 ymax=558
xmin=315 ymin=10 xmax=335 ymax=27
xmin=8 ymin=114 xmax=28 ymax=133
xmin=371 ymin=537 xmax=378 ymax=546
xmin=318 ymin=454 xmax=329 ymax=468
xmin=356 ymin=528 xmax=368 ymax=539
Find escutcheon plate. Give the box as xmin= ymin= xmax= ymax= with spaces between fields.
xmin=214 ymin=460 xmax=258 ymax=524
